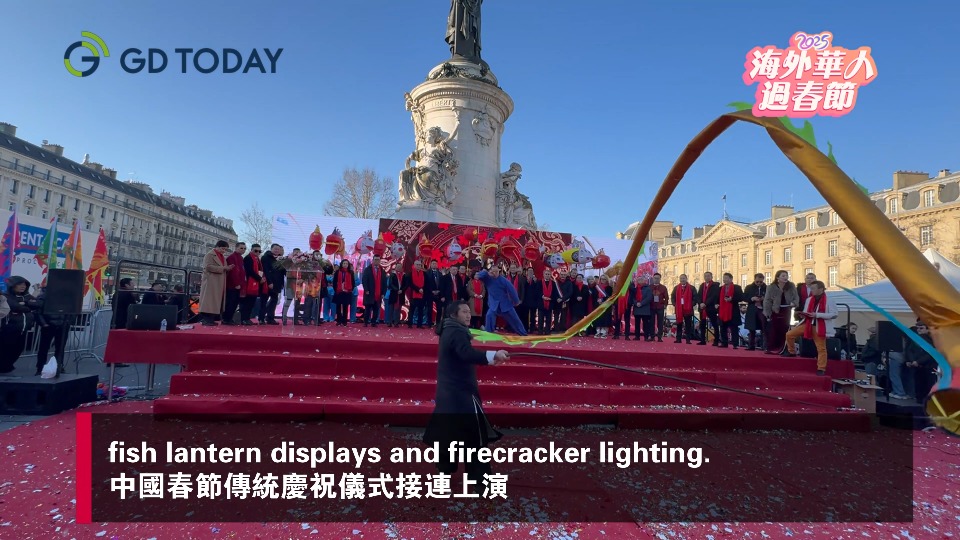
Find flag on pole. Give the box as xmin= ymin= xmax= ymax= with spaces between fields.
xmin=84 ymin=227 xmax=109 ymax=303
xmin=0 ymin=206 xmax=19 ymax=291
xmin=35 ymin=216 xmax=60 ymax=274
xmin=63 ymin=219 xmax=84 ymax=270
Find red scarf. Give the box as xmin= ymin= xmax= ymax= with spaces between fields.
xmin=215 ymin=251 xmax=225 ymax=265
xmin=246 ymin=256 xmax=265 ymax=296
xmin=471 ymin=279 xmax=483 ymax=314
xmin=634 ymin=284 xmax=644 ymax=301
xmin=803 ymin=294 xmax=828 ymax=339
xmin=674 ymin=284 xmax=693 ymax=317
xmin=451 ymin=274 xmax=458 ymax=298
xmin=542 ymin=280 xmax=553 ymax=310
xmin=338 ymin=269 xmax=351 ymax=293
xmin=701 ymin=281 xmax=712 ymax=302
xmin=718 ymin=283 xmax=735 ymax=322
xmin=373 ymin=266 xmax=381 ymax=299
xmin=512 ymin=274 xmax=520 ymax=292
xmin=574 ymin=282 xmax=584 ymax=300
xmin=411 ymin=270 xmax=424 ymax=299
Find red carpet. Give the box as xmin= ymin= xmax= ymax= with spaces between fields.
xmin=105 ymin=324 xmax=861 ymax=429
xmin=0 ymin=401 xmax=958 ymax=539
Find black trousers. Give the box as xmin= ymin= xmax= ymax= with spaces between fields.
xmin=407 ymin=299 xmax=425 ymax=327
xmin=239 ymin=296 xmax=257 ymax=322
xmin=336 ymin=302 xmax=350 ymax=324
xmin=675 ymin=314 xmax=694 ymax=342
xmin=653 ymin=308 xmax=666 ymax=338
xmin=699 ymin=310 xmax=719 ymax=344
xmin=223 ymin=288 xmax=240 ymax=323
xmin=0 ymin=325 xmax=27 ymax=372
xmin=260 ymin=290 xmax=279 ymax=322
xmin=37 ymin=323 xmax=68 ymax=372
xmin=364 ymin=302 xmax=381 ymax=324
xmin=515 ymin=306 xmax=529 ymax=331
xmin=613 ymin=309 xmax=632 ymax=337
xmin=634 ymin=314 xmax=654 ymax=339
xmin=429 ymin=299 xmax=446 ymax=326
xmin=523 ymin=306 xmax=537 ymax=332
xmin=719 ymin=320 xmax=740 ymax=347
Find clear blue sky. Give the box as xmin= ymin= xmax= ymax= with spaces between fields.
xmin=2 ymin=1 xmax=956 ymax=239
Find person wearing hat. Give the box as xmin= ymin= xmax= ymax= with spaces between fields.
xmin=1 ymin=276 xmax=38 ymax=373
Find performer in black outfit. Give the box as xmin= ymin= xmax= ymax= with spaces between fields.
xmin=424 ymin=301 xmax=509 ymax=490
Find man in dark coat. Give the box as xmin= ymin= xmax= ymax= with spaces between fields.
xmin=34 ymin=287 xmax=72 ymax=376
xmin=111 ymin=278 xmax=139 ymax=329
xmin=259 ymin=243 xmax=283 ymax=325
xmin=742 ymin=273 xmax=767 ymax=350
xmin=904 ymin=320 xmax=938 ymax=403
xmin=697 ymin=272 xmax=721 ymax=346
xmin=223 ymin=241 xmax=247 ymax=325
xmin=424 ymin=301 xmax=509 ymax=489
xmin=716 ymin=272 xmax=745 ymax=349
xmin=1 ymin=276 xmax=38 ymax=373
xmin=361 ymin=256 xmax=387 ymax=327
xmin=520 ymin=267 xmax=540 ymax=333
xmin=628 ymin=277 xmax=654 ymax=341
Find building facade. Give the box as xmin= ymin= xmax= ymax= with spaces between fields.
xmin=626 ymin=169 xmax=960 ymax=291
xmin=0 ymin=122 xmax=237 ymax=275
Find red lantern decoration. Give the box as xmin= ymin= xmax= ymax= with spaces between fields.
xmin=592 ymin=249 xmax=611 ymax=269
xmin=308 ymin=225 xmax=323 ymax=251
xmin=523 ymin=239 xmax=540 ymax=262
xmin=462 ymin=228 xmax=477 ymax=245
xmin=499 ymin=236 xmax=521 ymax=265
xmin=325 ymin=227 xmax=344 ymax=256
xmin=417 ymin=235 xmax=435 ymax=261
xmin=373 ymin=233 xmax=387 ymax=257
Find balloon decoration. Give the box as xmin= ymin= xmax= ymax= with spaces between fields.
xmin=308 ymin=226 xmax=324 ymax=251
xmin=545 ymin=252 xmax=564 ymax=268
xmin=390 ymin=242 xmax=406 ymax=260
xmin=373 ymin=233 xmax=387 ymax=257
xmin=356 ymin=230 xmax=375 ymax=255
xmin=446 ymin=238 xmax=463 ymax=260
xmin=592 ymin=249 xmax=610 ymax=269
xmin=324 ymin=228 xmax=344 ymax=256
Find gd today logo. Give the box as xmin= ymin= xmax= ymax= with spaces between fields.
xmin=64 ymin=31 xmax=108 ymax=77
xmin=63 ymin=30 xmax=283 ymax=77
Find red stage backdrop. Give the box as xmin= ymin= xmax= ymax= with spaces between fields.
xmin=377 ymin=219 xmax=573 ymax=276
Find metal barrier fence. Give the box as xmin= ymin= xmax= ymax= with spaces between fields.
xmin=2 ymin=308 xmax=113 ymax=372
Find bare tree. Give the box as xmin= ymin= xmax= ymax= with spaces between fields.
xmin=842 ymin=240 xmax=886 ymax=286
xmin=240 ymin=202 xmax=273 ymax=247
xmin=323 ymin=167 xmax=398 ymax=219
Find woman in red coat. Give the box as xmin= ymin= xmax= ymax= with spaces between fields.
xmin=332 ymin=260 xmax=356 ymax=327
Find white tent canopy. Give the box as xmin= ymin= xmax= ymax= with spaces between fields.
xmin=830 ymin=249 xmax=960 ymax=328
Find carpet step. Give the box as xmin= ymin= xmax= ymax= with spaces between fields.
xmin=167 ymin=371 xmax=850 ymax=410
xmin=152 ymin=394 xmax=868 ymax=430
xmin=184 ymin=353 xmax=831 ymax=391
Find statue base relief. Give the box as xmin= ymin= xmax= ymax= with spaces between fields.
xmin=393 ymin=201 xmax=455 ymax=225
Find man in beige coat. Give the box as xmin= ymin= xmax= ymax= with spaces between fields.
xmin=199 ymin=240 xmax=234 ymax=327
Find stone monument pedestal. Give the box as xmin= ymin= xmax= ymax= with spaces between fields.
xmin=392 ymin=199 xmax=454 ymax=224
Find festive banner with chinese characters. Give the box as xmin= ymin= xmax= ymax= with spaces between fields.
xmin=743 ymin=31 xmax=878 ymax=118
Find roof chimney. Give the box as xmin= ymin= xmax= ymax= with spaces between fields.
xmin=937 ymin=169 xmax=951 ymax=178
xmin=87 ymin=162 xmax=104 ymax=172
xmin=0 ymin=122 xmax=17 ymax=137
xmin=771 ymin=205 xmax=794 ymax=220
xmin=893 ymin=170 xmax=928 ymax=190
xmin=41 ymin=142 xmax=64 ymax=156
xmin=103 ymin=168 xmax=118 ymax=179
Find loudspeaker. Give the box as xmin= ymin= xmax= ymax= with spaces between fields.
xmin=799 ymin=338 xmax=818 ymax=358
xmin=826 ymin=337 xmax=842 ymax=360
xmin=876 ymin=320 xmax=904 ymax=352
xmin=44 ymin=269 xmax=85 ymax=315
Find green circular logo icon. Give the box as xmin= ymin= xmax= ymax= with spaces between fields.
xmin=64 ymin=31 xmax=109 ymax=77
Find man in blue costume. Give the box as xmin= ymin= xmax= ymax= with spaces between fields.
xmin=475 ymin=265 xmax=527 ymax=336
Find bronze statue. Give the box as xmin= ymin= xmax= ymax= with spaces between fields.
xmin=446 ymin=0 xmax=483 ymax=63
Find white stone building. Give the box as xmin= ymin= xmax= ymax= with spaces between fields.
xmin=0 ymin=122 xmax=236 ymax=273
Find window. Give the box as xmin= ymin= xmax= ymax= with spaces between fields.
xmin=85 ymin=221 xmax=92 ymax=231
xmin=804 ymin=267 xmax=814 ymax=277
xmin=113 ymin=211 xmax=118 ymax=222
xmin=923 ymin=190 xmax=935 ymax=208
xmin=889 ymin=197 xmax=899 ymax=214
xmin=24 ymin=206 xmax=32 ymax=216
xmin=10 ymin=179 xmax=18 ymax=194
xmin=808 ymin=216 xmax=816 ymax=230
xmin=804 ymin=244 xmax=814 ymax=260
xmin=764 ymin=250 xmax=772 ymax=265
xmin=87 ymin=203 xmax=93 ymax=215
xmin=706 ymin=260 xmax=713 ymax=272
xmin=764 ymin=272 xmax=772 ymax=282
xmin=741 ymin=253 xmax=747 ymax=268
xmin=767 ymin=225 xmax=775 ymax=236
xmin=694 ymin=262 xmax=700 ymax=274
xmin=920 ymin=225 xmax=933 ymax=246
xmin=101 ymin=208 xmax=107 ymax=219
xmin=854 ymin=239 xmax=864 ymax=253
xmin=41 ymin=210 xmax=48 ymax=219
xmin=828 ymin=266 xmax=838 ymax=288
xmin=787 ymin=221 xmax=795 ymax=233
xmin=59 ymin=194 xmax=65 ymax=207
xmin=855 ymin=263 xmax=866 ymax=286
xmin=832 ymin=212 xmax=840 ymax=226
xmin=683 ymin=263 xmax=688 ymax=275
xmin=721 ymin=256 xmax=729 ymax=270
xmin=673 ymin=265 xmax=678 ymax=276
xmin=73 ymin=199 xmax=80 ymax=211
xmin=783 ymin=247 xmax=792 ymax=263
xmin=44 ymin=189 xmax=50 ymax=203
xmin=6 ymin=202 xmax=13 ymax=211
xmin=27 ymin=185 xmax=35 ymax=198
xmin=740 ymin=274 xmax=747 ymax=286
xmin=828 ymin=240 xmax=838 ymax=257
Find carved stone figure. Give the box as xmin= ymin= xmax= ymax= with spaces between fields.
xmin=446 ymin=0 xmax=483 ymax=63
xmin=399 ymin=110 xmax=462 ymax=209
xmin=495 ymin=163 xmax=537 ymax=229
xmin=404 ymin=92 xmax=425 ymax=144
xmin=471 ymin=107 xmax=497 ymax=147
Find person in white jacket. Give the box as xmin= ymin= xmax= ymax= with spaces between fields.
xmin=780 ymin=280 xmax=837 ymax=375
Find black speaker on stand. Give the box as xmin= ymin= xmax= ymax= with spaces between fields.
xmin=876 ymin=320 xmax=905 ymax=353
xmin=42 ymin=269 xmax=85 ymax=376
